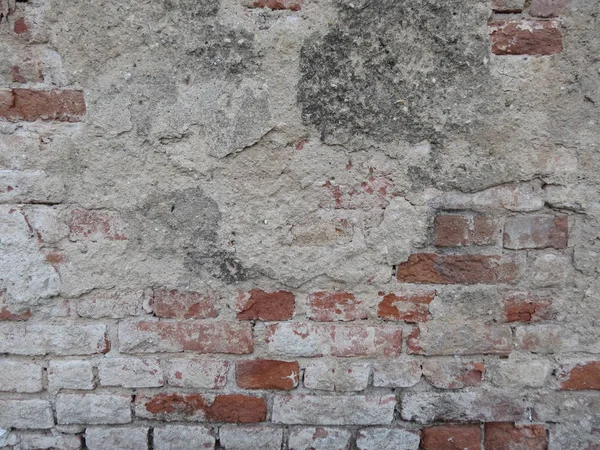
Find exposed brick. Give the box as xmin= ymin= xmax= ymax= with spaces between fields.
xmin=236 ymin=359 xmax=299 ymax=390
xmin=0 ymin=323 xmax=109 ymax=355
xmin=245 ymin=0 xmax=303 ymax=11
xmin=0 ymin=89 xmax=86 ymax=122
xmin=153 ymin=288 xmax=218 ymax=319
xmin=135 ymin=393 xmax=267 ymax=423
xmin=14 ymin=17 xmax=28 ymax=34
xmin=401 ymin=391 xmax=528 ymax=423
xmin=85 ymin=427 xmax=149 ymax=450
xmin=421 ymin=425 xmax=481 ymax=450
xmin=99 ymin=357 xmax=164 ymax=388
xmin=356 ymin=428 xmax=420 ymax=450
xmin=272 ymin=395 xmax=396 ymax=425
xmin=503 ymin=292 xmax=554 ymax=322
xmin=307 ymin=291 xmax=366 ymax=321
xmin=396 ymin=254 xmax=519 ymax=284
xmin=0 ymin=360 xmax=43 ymax=393
xmin=219 ymin=425 xmax=283 ymax=450
xmin=76 ymin=289 xmax=151 ymax=319
xmin=67 ymin=209 xmax=127 ymax=241
xmin=484 ymin=423 xmax=547 ymax=450
xmin=119 ymin=321 xmax=253 ymax=354
xmin=153 ymin=425 xmax=215 ymax=450
xmin=303 ymin=360 xmax=370 ymax=392
xmin=0 ymin=399 xmax=54 ymax=429
xmin=559 ymin=361 xmax=600 ymax=390
xmin=372 ymin=358 xmax=422 ymax=388
xmin=48 ymin=360 xmax=95 ymax=391
xmin=434 ymin=214 xmax=498 ymax=247
xmin=407 ymin=323 xmax=512 ymax=355
xmin=489 ymin=20 xmax=563 ymax=56
xmin=236 ymin=289 xmax=295 ymax=320
xmin=492 ymin=0 xmax=525 ymax=11
xmin=503 ymin=215 xmax=568 ymax=249
xmin=530 ymin=0 xmax=569 ymax=17
xmin=56 ymin=393 xmax=132 ymax=425
xmin=165 ymin=359 xmax=229 ymax=389
xmin=377 ymin=291 xmax=434 ymax=322
xmin=265 ymin=322 xmax=402 ymax=357
xmin=288 ymin=427 xmax=352 ymax=450
xmin=422 ymin=360 xmax=484 ymax=389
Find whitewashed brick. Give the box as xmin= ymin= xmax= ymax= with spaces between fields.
xmin=219 ymin=425 xmax=282 ymax=450
xmin=48 ymin=360 xmax=94 ymax=391
xmin=153 ymin=425 xmax=215 ymax=450
xmin=304 ymin=360 xmax=370 ymax=392
xmin=11 ymin=432 xmax=81 ymax=450
xmin=56 ymin=394 xmax=132 ymax=425
xmin=272 ymin=395 xmax=395 ymax=425
xmin=99 ymin=358 xmax=163 ymax=388
xmin=76 ymin=289 xmax=151 ymax=319
xmin=372 ymin=358 xmax=422 ymax=388
xmin=165 ymin=359 xmax=229 ymax=389
xmin=356 ymin=428 xmax=420 ymax=450
xmin=0 ymin=361 xmax=43 ymax=393
xmin=288 ymin=427 xmax=352 ymax=450
xmin=85 ymin=426 xmax=148 ymax=450
xmin=0 ymin=400 xmax=54 ymax=429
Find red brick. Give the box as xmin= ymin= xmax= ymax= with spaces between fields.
xmin=307 ymin=291 xmax=366 ymax=321
xmin=530 ymin=0 xmax=568 ymax=17
xmin=136 ymin=393 xmax=266 ymax=423
xmin=422 ymin=425 xmax=481 ymax=450
xmin=484 ymin=423 xmax=547 ymax=450
xmin=236 ymin=359 xmax=299 ymax=390
xmin=396 ymin=253 xmax=519 ymax=284
xmin=67 ymin=209 xmax=127 ymax=241
xmin=0 ymin=89 xmax=86 ymax=122
xmin=247 ymin=0 xmax=303 ymax=10
xmin=422 ymin=360 xmax=484 ymax=389
xmin=10 ymin=66 xmax=26 ymax=84
xmin=503 ymin=215 xmax=568 ymax=249
xmin=559 ymin=362 xmax=600 ymax=390
xmin=434 ymin=214 xmax=497 ymax=247
xmin=14 ymin=18 xmax=28 ymax=34
xmin=265 ymin=322 xmax=402 ymax=357
xmin=153 ymin=288 xmax=217 ymax=319
xmin=236 ymin=289 xmax=295 ymax=320
xmin=489 ymin=20 xmax=563 ymax=56
xmin=377 ymin=291 xmax=435 ymax=322
xmin=503 ymin=292 xmax=554 ymax=322
xmin=119 ymin=321 xmax=253 ymax=354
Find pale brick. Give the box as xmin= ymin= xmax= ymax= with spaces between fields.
xmin=288 ymin=427 xmax=352 ymax=450
xmin=0 ymin=323 xmax=109 ymax=356
xmin=153 ymin=425 xmax=215 ymax=450
xmin=491 ymin=357 xmax=552 ymax=388
xmin=514 ymin=324 xmax=599 ymax=353
xmin=534 ymin=392 xmax=600 ymax=423
xmin=408 ymin=323 xmax=512 ymax=355
xmin=219 ymin=425 xmax=283 ymax=450
xmin=532 ymin=253 xmax=572 ymax=288
xmin=48 ymin=360 xmax=94 ymax=391
xmin=265 ymin=322 xmax=401 ymax=357
xmin=0 ymin=400 xmax=54 ymax=429
xmin=98 ymin=358 xmax=163 ymax=388
xmin=401 ymin=391 xmax=528 ymax=424
xmin=0 ymin=169 xmax=64 ymax=204
xmin=10 ymin=432 xmax=81 ymax=450
xmin=356 ymin=428 xmax=420 ymax=450
xmin=76 ymin=289 xmax=151 ymax=319
xmin=422 ymin=359 xmax=484 ymax=389
xmin=0 ymin=360 xmax=43 ymax=393
xmin=165 ymin=359 xmax=229 ymax=389
xmin=85 ymin=426 xmax=148 ymax=450
xmin=272 ymin=395 xmax=396 ymax=425
xmin=303 ymin=360 xmax=370 ymax=392
xmin=56 ymin=393 xmax=132 ymax=425
xmin=372 ymin=358 xmax=422 ymax=388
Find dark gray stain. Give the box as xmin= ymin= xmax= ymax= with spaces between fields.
xmin=298 ymin=0 xmax=492 ymax=147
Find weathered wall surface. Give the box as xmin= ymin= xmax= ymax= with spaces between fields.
xmin=0 ymin=0 xmax=599 ymax=448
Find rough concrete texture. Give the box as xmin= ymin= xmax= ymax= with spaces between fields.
xmin=0 ymin=0 xmax=599 ymax=448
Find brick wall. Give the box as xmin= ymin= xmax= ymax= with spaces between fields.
xmin=1 ymin=0 xmax=598 ymax=449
